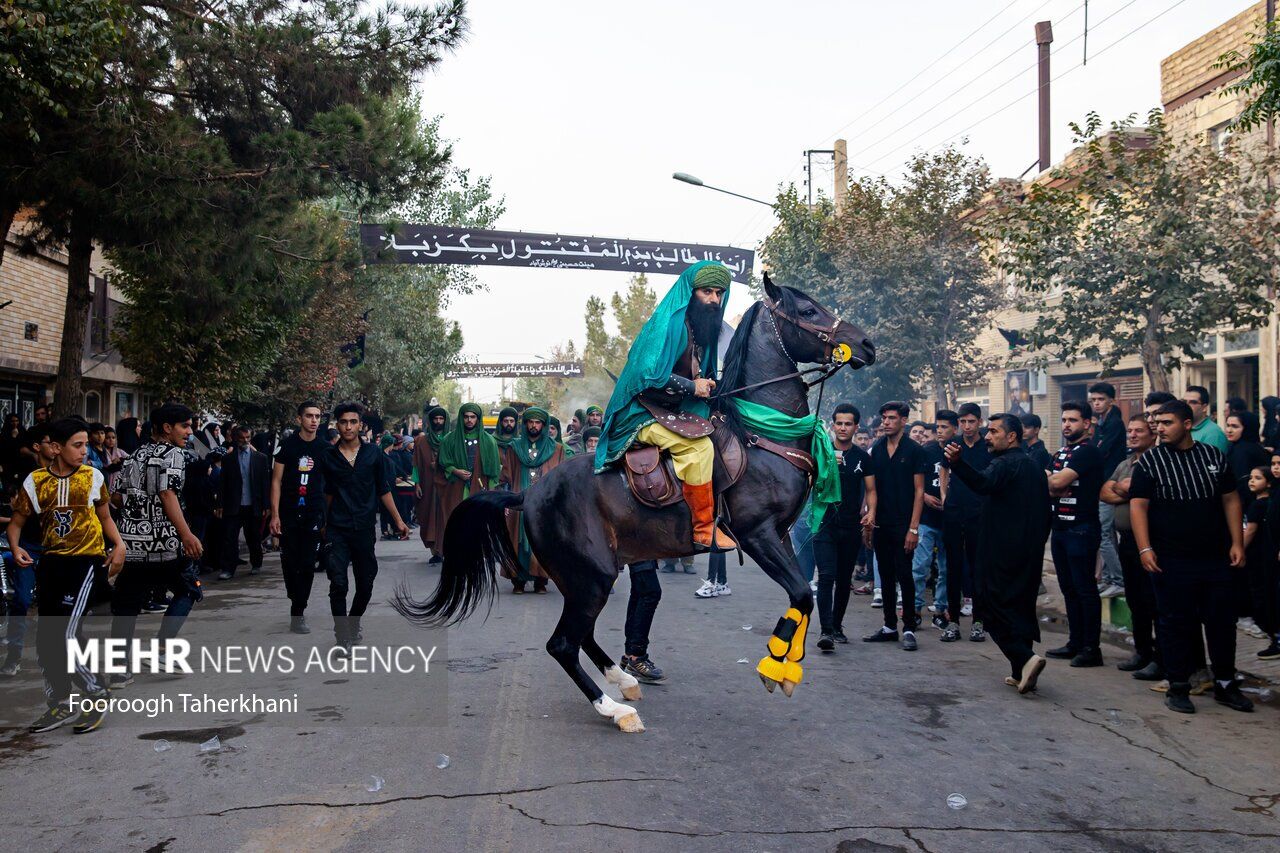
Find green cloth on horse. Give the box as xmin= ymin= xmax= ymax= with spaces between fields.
xmin=594 ymin=261 xmax=731 ymax=472
xmin=730 ymin=397 xmax=841 ymax=528
xmin=437 ymin=402 xmax=501 ymax=483
xmin=422 ymin=406 xmax=448 ymax=452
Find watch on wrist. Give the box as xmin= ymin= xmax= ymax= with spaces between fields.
xmin=909 ymin=527 xmax=919 ymax=535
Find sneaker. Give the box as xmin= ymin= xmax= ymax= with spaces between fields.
xmin=900 ymin=632 xmax=918 ymax=651
xmin=832 ymin=630 xmax=849 ymax=644
xmin=1099 ymin=584 xmax=1124 ymax=599
xmin=1165 ymin=684 xmax=1195 ymax=714
xmin=658 ymin=561 xmax=677 ymax=573
xmin=931 ymin=614 xmax=947 ymax=631
xmin=73 ymin=701 xmax=106 ymax=734
xmin=30 ymin=704 xmax=79 ymax=733
xmin=1258 ymin=641 xmax=1280 ymax=660
xmin=817 ymin=633 xmax=836 ymax=652
xmin=715 ymin=583 xmax=731 ymax=596
xmin=217 ymin=570 xmax=233 ymax=581
xmin=1132 ymin=661 xmax=1165 ymax=681
xmin=694 ymin=580 xmax=719 ymax=598
xmin=1070 ymin=647 xmax=1103 ymax=667
xmin=871 ymin=589 xmax=883 ymax=608
xmin=862 ymin=627 xmax=898 ymax=643
xmin=428 ymin=554 xmax=442 ymax=565
xmin=289 ymin=614 xmax=311 ymax=635
xmin=1116 ymin=653 xmax=1148 ymax=672
xmin=969 ymin=622 xmax=986 ymax=642
xmin=1045 ymin=644 xmax=1076 ymax=660
xmin=682 ymin=562 xmax=698 ymax=575
xmin=809 ymin=580 xmax=818 ymax=593
xmin=0 ymin=661 xmax=20 ymax=677
xmin=1096 ymin=582 xmax=1108 ymax=593
xmin=1213 ymin=681 xmax=1255 ymax=713
xmin=940 ymin=623 xmax=961 ymax=643
xmin=511 ymin=582 xmax=525 ymax=594
xmin=927 ymin=603 xmax=940 ymax=614
xmin=108 ymin=673 xmax=134 ymax=691
xmin=249 ymin=565 xmax=262 ymax=576
xmin=960 ymin=598 xmax=973 ymax=617
xmin=141 ymin=601 xmax=166 ymax=613
xmin=533 ymin=581 xmax=548 ymax=594
xmin=853 ymin=584 xmax=872 ymax=596
xmin=620 ymin=655 xmax=666 ymax=684
xmin=1238 ymin=618 xmax=1266 ymax=639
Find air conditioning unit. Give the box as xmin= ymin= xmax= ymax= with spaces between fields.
xmin=1028 ymin=369 xmax=1048 ymax=396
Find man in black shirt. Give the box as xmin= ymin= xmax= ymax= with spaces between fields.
xmin=270 ymin=401 xmax=327 ymax=635
xmin=1089 ymin=382 xmax=1126 ymax=597
xmin=1130 ymin=400 xmax=1252 ymax=714
xmin=941 ymin=402 xmax=990 ymax=642
xmin=323 ymin=401 xmax=408 ymax=652
xmin=1047 ymin=401 xmax=1105 ymax=667
xmin=814 ymin=403 xmax=876 ymax=652
xmin=863 ymin=401 xmax=926 ymax=651
xmin=1022 ymin=414 xmax=1053 ymax=471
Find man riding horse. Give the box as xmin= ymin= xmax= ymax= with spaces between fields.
xmin=594 ymin=260 xmax=737 ymax=552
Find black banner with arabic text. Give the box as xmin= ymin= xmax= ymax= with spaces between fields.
xmin=444 ymin=362 xmax=584 ymax=380
xmin=361 ymin=224 xmax=753 ymax=284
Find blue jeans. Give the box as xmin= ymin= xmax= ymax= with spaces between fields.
xmin=1097 ymin=502 xmax=1123 ymax=587
xmin=910 ymin=524 xmax=946 ymax=610
xmin=789 ymin=500 xmax=816 ymax=583
xmin=3 ymin=542 xmax=40 ymax=662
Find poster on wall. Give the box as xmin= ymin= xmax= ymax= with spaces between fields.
xmin=1005 ymin=369 xmax=1032 ymax=417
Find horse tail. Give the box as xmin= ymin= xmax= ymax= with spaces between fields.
xmin=392 ymin=490 xmax=524 ymax=627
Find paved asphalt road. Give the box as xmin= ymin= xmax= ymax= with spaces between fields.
xmin=1 ymin=536 xmax=1278 ymax=852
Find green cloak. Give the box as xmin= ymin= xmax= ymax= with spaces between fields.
xmin=510 ymin=407 xmax=558 ymax=474
xmin=422 ymin=406 xmax=448 ymax=453
xmin=437 ymin=402 xmax=501 ymax=482
xmin=495 ymin=406 xmax=519 ymax=448
xmin=594 ymin=261 xmax=731 ymax=472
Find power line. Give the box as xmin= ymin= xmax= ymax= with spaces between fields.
xmin=828 ymin=0 xmax=1075 ymax=150
xmin=821 ymin=0 xmax=1025 ymax=143
xmin=848 ymin=0 xmax=1132 ymax=166
xmin=863 ymin=0 xmax=1193 ymax=172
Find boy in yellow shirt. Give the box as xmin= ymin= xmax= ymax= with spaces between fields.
xmin=7 ymin=418 xmax=126 ymax=734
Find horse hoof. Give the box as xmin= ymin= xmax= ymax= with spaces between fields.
xmin=621 ymin=684 xmax=643 ymax=702
xmin=781 ymin=679 xmax=797 ymax=698
xmin=616 ymin=712 xmax=645 ymax=733
xmin=760 ymin=674 xmax=776 ymax=693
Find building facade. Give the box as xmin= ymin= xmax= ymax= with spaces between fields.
xmin=0 ymin=220 xmax=149 ymax=427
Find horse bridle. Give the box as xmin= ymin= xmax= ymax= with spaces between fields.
xmin=712 ymin=298 xmax=857 ymax=400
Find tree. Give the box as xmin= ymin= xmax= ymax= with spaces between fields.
xmin=1219 ymin=19 xmax=1280 ymax=132
xmin=989 ymin=110 xmax=1279 ymax=391
xmin=4 ymin=0 xmax=467 ymax=415
xmin=762 ymin=145 xmax=1000 ymax=412
xmin=576 ymin=273 xmax=657 ymax=406
xmin=513 ymin=341 xmax=579 ymax=414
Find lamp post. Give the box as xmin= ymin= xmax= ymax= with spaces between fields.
xmin=672 ymin=172 xmax=773 ymax=207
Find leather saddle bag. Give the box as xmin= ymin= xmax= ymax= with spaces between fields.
xmin=623 ymin=445 xmax=684 ymax=508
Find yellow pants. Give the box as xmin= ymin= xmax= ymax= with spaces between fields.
xmin=636 ymin=422 xmax=714 ymax=486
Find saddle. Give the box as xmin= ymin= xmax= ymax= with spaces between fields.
xmin=623 ymin=412 xmax=813 ymax=509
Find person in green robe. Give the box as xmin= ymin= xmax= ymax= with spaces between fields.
xmin=499 ymin=407 xmax=565 ymax=593
xmin=495 ymin=406 xmax=519 ymax=449
xmin=436 ymin=402 xmax=502 ymax=540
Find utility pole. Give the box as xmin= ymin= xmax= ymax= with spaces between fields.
xmin=803 ymin=148 xmax=835 ymax=207
xmin=1035 ymin=21 xmax=1054 ymax=173
xmin=834 ymin=139 xmax=848 ymax=214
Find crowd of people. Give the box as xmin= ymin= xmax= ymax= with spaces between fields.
xmin=2 ymin=379 xmax=1276 ymax=733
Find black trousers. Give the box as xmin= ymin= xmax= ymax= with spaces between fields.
xmin=944 ymin=511 xmax=980 ymax=623
xmin=36 ymin=555 xmax=107 ymax=706
xmin=221 ymin=506 xmax=265 ymax=575
xmin=625 ymin=561 xmax=662 ymax=657
xmin=873 ymin=525 xmax=918 ymax=631
xmin=1151 ymin=556 xmax=1236 ymax=684
xmin=110 ymin=558 xmax=202 ymax=654
xmin=1117 ymin=530 xmax=1160 ymax=664
xmin=1050 ymin=524 xmax=1101 ymax=652
xmin=707 ymin=551 xmax=727 ymax=584
xmin=280 ymin=515 xmax=323 ymax=615
xmin=814 ymin=524 xmax=859 ymax=634
xmin=326 ymin=525 xmax=378 ymax=620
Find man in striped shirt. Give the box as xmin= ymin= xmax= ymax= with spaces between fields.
xmin=1129 ymin=400 xmax=1253 ymax=715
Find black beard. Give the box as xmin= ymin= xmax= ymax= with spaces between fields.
xmin=688 ymin=298 xmax=720 ymax=351
xmin=526 ymin=426 xmax=543 ymax=439
xmin=500 ymin=425 xmax=516 ymax=436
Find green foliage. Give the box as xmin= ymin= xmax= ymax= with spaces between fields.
xmin=763 ymin=145 xmax=1000 ymax=412
xmin=1219 ymin=20 xmax=1280 ymax=133
xmin=989 ymin=110 xmax=1278 ymax=391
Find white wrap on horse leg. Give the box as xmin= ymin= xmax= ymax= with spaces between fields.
xmin=593 ymin=695 xmax=643 ymax=731
xmin=604 ymin=665 xmax=642 ymax=700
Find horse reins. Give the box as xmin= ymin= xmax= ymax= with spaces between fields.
xmin=711 ymin=298 xmax=854 ymax=401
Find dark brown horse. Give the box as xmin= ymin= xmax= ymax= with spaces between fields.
xmin=393 ymin=277 xmax=874 ymax=732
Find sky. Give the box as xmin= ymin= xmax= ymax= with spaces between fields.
xmin=416 ymin=0 xmax=1257 ymax=404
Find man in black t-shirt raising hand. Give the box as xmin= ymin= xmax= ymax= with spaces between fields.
xmin=1046 ymin=401 xmax=1105 ymax=667
xmin=1130 ymin=400 xmax=1252 ymax=715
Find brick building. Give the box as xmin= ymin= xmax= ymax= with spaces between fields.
xmin=0 ymin=218 xmax=149 ymax=427
xmin=944 ymin=2 xmax=1276 ymax=451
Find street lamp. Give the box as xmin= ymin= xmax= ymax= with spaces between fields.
xmin=672 ymin=172 xmax=773 ymax=208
